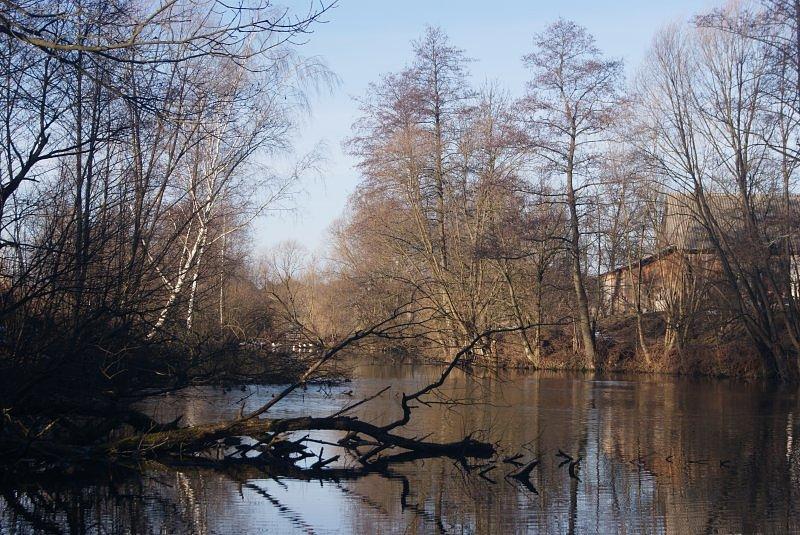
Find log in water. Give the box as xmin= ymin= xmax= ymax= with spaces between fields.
xmin=2 ymin=361 xmax=798 ymax=533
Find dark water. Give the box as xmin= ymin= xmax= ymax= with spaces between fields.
xmin=2 ymin=362 xmax=800 ymax=534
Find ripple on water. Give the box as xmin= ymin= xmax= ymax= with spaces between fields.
xmin=2 ymin=363 xmax=798 ymax=534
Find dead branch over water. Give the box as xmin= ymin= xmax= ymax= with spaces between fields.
xmin=5 ymin=323 xmax=562 ymax=478
xmin=103 ymin=327 xmax=554 ymax=472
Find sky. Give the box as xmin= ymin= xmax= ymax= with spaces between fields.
xmin=252 ymin=0 xmax=719 ymax=255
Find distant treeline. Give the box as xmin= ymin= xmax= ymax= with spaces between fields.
xmin=264 ymin=4 xmax=800 ymax=380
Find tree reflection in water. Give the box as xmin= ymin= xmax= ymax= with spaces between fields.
xmin=2 ymin=363 xmax=799 ymax=533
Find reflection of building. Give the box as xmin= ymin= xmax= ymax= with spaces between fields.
xmin=599 ymin=193 xmax=800 ymax=315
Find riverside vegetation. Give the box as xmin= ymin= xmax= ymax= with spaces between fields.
xmin=1 ymin=0 xmax=800 ymax=494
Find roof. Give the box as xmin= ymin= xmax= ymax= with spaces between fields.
xmin=661 ymin=192 xmax=800 ymax=251
xmin=599 ymin=246 xmax=676 ymax=278
xmin=599 ymin=191 xmax=799 ymax=277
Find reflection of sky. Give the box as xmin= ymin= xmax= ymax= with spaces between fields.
xmin=254 ymin=0 xmax=720 ymax=254
xmin=236 ymin=478 xmax=351 ymax=534
xmin=9 ymin=364 xmax=798 ymax=533
xmin=175 ymin=367 xmax=796 ymax=532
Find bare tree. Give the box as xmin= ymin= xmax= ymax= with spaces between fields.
xmin=0 ymin=0 xmax=335 ymax=418
xmin=521 ymin=19 xmax=623 ymax=368
xmin=634 ymin=10 xmax=800 ymax=379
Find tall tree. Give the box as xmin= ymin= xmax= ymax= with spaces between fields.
xmin=521 ymin=19 xmax=623 ymax=368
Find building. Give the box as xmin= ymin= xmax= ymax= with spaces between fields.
xmin=599 ymin=193 xmax=799 ymax=315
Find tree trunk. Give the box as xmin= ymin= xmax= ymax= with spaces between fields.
xmin=565 ymin=133 xmax=597 ymax=368
xmin=150 ymin=226 xmax=207 ymax=337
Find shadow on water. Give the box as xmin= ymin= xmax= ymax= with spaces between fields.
xmin=2 ymin=362 xmax=799 ymax=533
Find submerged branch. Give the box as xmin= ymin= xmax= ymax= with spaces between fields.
xmin=106 ymin=414 xmax=494 ymax=461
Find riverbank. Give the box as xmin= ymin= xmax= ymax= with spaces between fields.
xmin=373 ymin=314 xmax=769 ymax=379
xmin=0 ymin=333 xmax=348 ymax=476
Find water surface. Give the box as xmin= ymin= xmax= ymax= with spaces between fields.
xmin=2 ymin=361 xmax=799 ymax=534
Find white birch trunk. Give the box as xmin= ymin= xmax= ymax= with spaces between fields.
xmin=149 ymin=225 xmax=207 ymax=337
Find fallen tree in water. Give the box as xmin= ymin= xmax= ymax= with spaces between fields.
xmin=101 ymin=327 xmax=510 ymax=471
xmin=107 ymin=414 xmax=494 ymax=463
xmin=2 ymin=306 xmax=550 ymax=478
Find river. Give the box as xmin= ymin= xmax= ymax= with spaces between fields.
xmin=2 ymin=360 xmax=799 ymax=533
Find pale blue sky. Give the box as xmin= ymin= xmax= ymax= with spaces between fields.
xmin=253 ymin=0 xmax=717 ymax=254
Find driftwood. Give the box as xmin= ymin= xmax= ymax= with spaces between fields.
xmin=503 ymin=453 xmax=525 ymax=466
xmin=105 ymin=414 xmax=494 ymax=461
xmin=0 ymin=318 xmax=594 ymax=535
xmin=510 ymin=458 xmax=540 ymax=480
xmin=96 ymin=324 xmax=562 ymax=480
xmin=506 ymin=458 xmax=540 ymax=494
xmin=4 ymin=321 xmax=556 ymax=481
